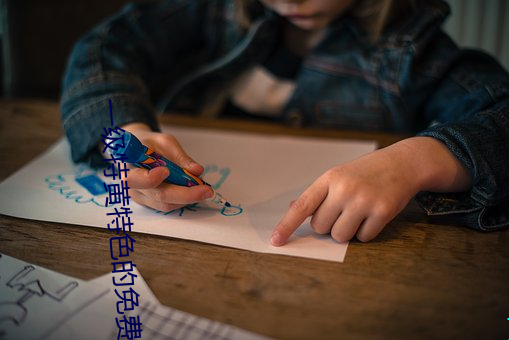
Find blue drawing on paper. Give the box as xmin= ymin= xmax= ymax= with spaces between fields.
xmin=220 ymin=205 xmax=243 ymax=216
xmin=156 ymin=203 xmax=200 ymax=217
xmin=45 ymin=164 xmax=243 ymax=217
xmin=157 ymin=165 xmax=243 ymax=217
xmin=45 ymin=164 xmax=113 ymax=208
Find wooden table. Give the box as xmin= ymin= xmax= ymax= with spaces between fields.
xmin=1 ymin=99 xmax=508 ymax=339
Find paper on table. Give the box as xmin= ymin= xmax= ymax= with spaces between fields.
xmin=0 ymin=253 xmax=86 ymax=339
xmin=0 ymin=126 xmax=376 ymax=262
xmin=0 ymin=253 xmax=268 ymax=340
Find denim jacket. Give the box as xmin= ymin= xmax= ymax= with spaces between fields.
xmin=61 ymin=0 xmax=509 ymax=232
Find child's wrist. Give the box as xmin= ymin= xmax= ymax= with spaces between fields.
xmin=390 ymin=137 xmax=472 ymax=193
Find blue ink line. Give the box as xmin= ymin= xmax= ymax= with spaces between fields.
xmin=45 ymin=174 xmax=111 ymax=208
xmin=220 ymin=204 xmax=243 ymax=216
xmin=203 ymin=165 xmax=231 ymax=190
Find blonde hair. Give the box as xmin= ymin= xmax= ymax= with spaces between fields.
xmin=236 ymin=0 xmax=417 ymax=42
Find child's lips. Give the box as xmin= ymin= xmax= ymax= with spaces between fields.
xmin=285 ymin=12 xmax=321 ymax=22
xmin=286 ymin=14 xmax=313 ymax=20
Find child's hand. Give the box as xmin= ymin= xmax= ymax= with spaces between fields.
xmin=270 ymin=137 xmax=472 ymax=245
xmin=118 ymin=123 xmax=214 ymax=212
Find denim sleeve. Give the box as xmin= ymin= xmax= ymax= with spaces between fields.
xmin=60 ymin=0 xmax=207 ymax=166
xmin=402 ymin=34 xmax=509 ymax=231
xmin=417 ymin=103 xmax=509 ymax=231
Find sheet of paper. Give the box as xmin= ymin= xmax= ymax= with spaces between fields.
xmin=0 ymin=127 xmax=377 ymax=262
xmin=0 ymin=253 xmax=267 ymax=340
xmin=0 ymin=253 xmax=87 ymax=339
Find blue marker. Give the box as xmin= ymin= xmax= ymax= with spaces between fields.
xmin=107 ymin=131 xmax=232 ymax=209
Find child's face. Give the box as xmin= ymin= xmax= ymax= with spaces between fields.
xmin=259 ymin=0 xmax=355 ymax=31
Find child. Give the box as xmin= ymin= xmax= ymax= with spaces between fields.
xmin=60 ymin=0 xmax=509 ymax=246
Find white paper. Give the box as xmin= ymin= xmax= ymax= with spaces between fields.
xmin=0 ymin=127 xmax=376 ymax=262
xmin=0 ymin=253 xmax=267 ymax=340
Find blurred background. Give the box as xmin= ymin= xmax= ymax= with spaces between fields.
xmin=0 ymin=0 xmax=508 ymax=100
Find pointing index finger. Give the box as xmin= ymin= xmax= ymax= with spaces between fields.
xmin=271 ymin=178 xmax=328 ymax=246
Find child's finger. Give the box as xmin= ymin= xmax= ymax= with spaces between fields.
xmin=330 ymin=209 xmax=365 ymax=243
xmin=310 ymin=193 xmax=343 ymax=234
xmin=355 ymin=214 xmax=390 ymax=242
xmin=126 ymin=166 xmax=169 ymax=189
xmin=129 ymin=189 xmax=184 ymax=212
xmin=156 ymin=135 xmax=204 ymax=176
xmin=130 ymin=183 xmax=213 ymax=211
xmin=271 ymin=179 xmax=328 ymax=246
xmin=145 ymin=184 xmax=213 ymax=205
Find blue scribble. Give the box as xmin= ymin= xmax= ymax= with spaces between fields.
xmin=44 ymin=163 xmax=243 ymax=217
xmin=203 ymin=165 xmax=230 ymax=190
xmin=220 ymin=204 xmax=243 ymax=216
xmin=45 ymin=174 xmax=111 ymax=208
xmin=156 ymin=203 xmax=200 ymax=216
